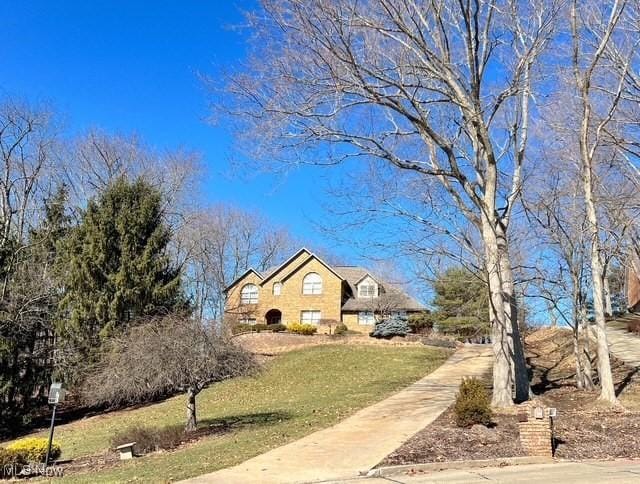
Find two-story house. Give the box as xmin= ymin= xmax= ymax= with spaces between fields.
xmin=223 ymin=248 xmax=426 ymax=333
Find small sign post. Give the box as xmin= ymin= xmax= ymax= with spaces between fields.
xmin=45 ymin=383 xmax=65 ymax=467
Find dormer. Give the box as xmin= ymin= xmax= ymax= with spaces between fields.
xmin=356 ymin=274 xmax=379 ymax=298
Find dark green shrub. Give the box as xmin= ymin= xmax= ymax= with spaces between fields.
xmin=370 ymin=315 xmax=410 ymax=339
xmin=252 ymin=323 xmax=268 ymax=332
xmin=267 ymin=323 xmax=286 ymax=332
xmin=408 ymin=312 xmax=434 ymax=334
xmin=231 ymin=323 xmax=254 ymax=334
xmin=454 ymin=377 xmax=492 ymax=428
xmin=334 ymin=323 xmax=348 ymax=335
xmin=111 ymin=424 xmax=186 ymax=455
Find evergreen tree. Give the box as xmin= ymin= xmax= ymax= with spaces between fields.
xmin=56 ymin=177 xmax=184 ymax=370
xmin=431 ymin=267 xmax=490 ymax=337
xmin=0 ymin=185 xmax=70 ymax=433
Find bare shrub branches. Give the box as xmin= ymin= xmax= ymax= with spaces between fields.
xmin=82 ymin=314 xmax=258 ymax=430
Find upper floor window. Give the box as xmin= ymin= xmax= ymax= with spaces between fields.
xmin=273 ymin=282 xmax=282 ymax=296
xmin=240 ymin=284 xmax=259 ymax=304
xmin=358 ymin=284 xmax=377 ymax=297
xmin=302 ymin=272 xmax=322 ymax=295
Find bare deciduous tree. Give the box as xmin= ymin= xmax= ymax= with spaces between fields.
xmin=568 ymin=0 xmax=638 ymax=404
xmin=61 ymin=130 xmax=202 ymax=218
xmin=525 ymin=165 xmax=595 ymax=390
xmin=0 ymin=100 xmax=62 ymax=413
xmin=177 ymin=205 xmax=294 ymax=321
xmin=218 ymin=0 xmax=563 ymax=405
xmin=82 ymin=315 xmax=257 ymax=431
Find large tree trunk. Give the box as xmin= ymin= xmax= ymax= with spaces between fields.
xmin=482 ymin=217 xmax=513 ymax=407
xmin=185 ymin=387 xmax=198 ymax=432
xmin=579 ymin=307 xmax=595 ymax=391
xmin=571 ymin=275 xmax=586 ymax=390
xmin=496 ymin=233 xmax=530 ymax=403
xmin=603 ymin=274 xmax=613 ymax=317
xmin=581 ymin=157 xmax=617 ymax=403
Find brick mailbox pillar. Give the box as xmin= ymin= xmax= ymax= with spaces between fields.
xmin=517 ymin=404 xmax=555 ymax=457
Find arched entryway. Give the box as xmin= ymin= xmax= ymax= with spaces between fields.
xmin=265 ymin=309 xmax=282 ymax=325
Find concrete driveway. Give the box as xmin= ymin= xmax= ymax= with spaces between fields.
xmin=184 ymin=345 xmax=492 ymax=484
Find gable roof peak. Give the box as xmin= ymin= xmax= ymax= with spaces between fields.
xmin=259 ymin=247 xmax=312 ymax=285
xmin=222 ymin=268 xmax=263 ymax=293
xmin=354 ymin=272 xmax=379 ymax=286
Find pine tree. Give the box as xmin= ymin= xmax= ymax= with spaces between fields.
xmin=432 ymin=267 xmax=490 ymax=337
xmin=0 ymin=185 xmax=70 ymax=433
xmin=56 ymin=177 xmax=184 ymax=371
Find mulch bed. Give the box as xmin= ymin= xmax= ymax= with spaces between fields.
xmin=381 ymin=328 xmax=640 ymax=466
xmin=381 ymin=409 xmax=525 ymax=466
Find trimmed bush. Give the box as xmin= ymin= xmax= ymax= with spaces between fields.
xmin=6 ymin=437 xmax=60 ymax=463
xmin=370 ymin=315 xmax=410 ymax=339
xmin=453 ymin=377 xmax=493 ymax=428
xmin=231 ymin=323 xmax=254 ymax=334
xmin=408 ymin=312 xmax=434 ymax=334
xmin=287 ymin=322 xmax=318 ymax=335
xmin=232 ymin=323 xmax=283 ymax=334
xmin=334 ymin=323 xmax=348 ymax=335
xmin=111 ymin=424 xmax=186 ymax=455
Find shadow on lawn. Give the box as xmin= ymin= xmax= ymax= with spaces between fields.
xmin=194 ymin=411 xmax=293 ymax=437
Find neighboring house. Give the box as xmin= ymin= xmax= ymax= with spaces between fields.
xmin=224 ymin=248 xmax=426 ymax=333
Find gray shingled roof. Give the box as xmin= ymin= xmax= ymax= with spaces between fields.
xmin=334 ymin=266 xmax=426 ymax=312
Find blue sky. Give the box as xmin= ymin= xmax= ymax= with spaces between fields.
xmin=0 ymin=0 xmax=361 ymax=262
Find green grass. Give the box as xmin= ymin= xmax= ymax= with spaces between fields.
xmin=17 ymin=345 xmax=450 ymax=482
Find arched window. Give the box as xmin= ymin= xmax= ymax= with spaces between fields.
xmin=302 ymin=272 xmax=322 ymax=295
xmin=240 ymin=284 xmax=259 ymax=304
xmin=273 ymin=282 xmax=282 ymax=296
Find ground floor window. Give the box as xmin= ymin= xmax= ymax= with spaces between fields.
xmin=358 ymin=311 xmax=375 ymax=325
xmin=391 ymin=311 xmax=407 ymax=319
xmin=240 ymin=317 xmax=257 ymax=325
xmin=301 ymin=310 xmax=321 ymax=324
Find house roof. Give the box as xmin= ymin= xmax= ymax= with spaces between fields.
xmin=222 ymin=268 xmax=263 ymax=293
xmin=280 ymin=253 xmax=345 ymax=283
xmin=223 ymin=249 xmax=426 ymax=312
xmin=259 ymin=248 xmax=311 ymax=285
xmin=334 ymin=266 xmax=426 ymax=312
xmin=354 ymin=272 xmax=378 ymax=286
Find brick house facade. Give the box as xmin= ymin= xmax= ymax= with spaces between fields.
xmin=224 ymin=248 xmax=426 ymax=333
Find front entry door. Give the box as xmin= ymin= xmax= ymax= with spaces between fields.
xmin=266 ymin=309 xmax=282 ymax=325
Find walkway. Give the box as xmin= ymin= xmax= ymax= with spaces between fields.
xmin=606 ymin=324 xmax=640 ymax=367
xmin=184 ymin=345 xmax=493 ymax=484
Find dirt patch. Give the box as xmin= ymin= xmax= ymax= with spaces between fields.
xmin=382 ymin=327 xmax=640 ymax=465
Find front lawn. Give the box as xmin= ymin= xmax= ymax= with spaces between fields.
xmin=22 ymin=344 xmax=450 ymax=482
